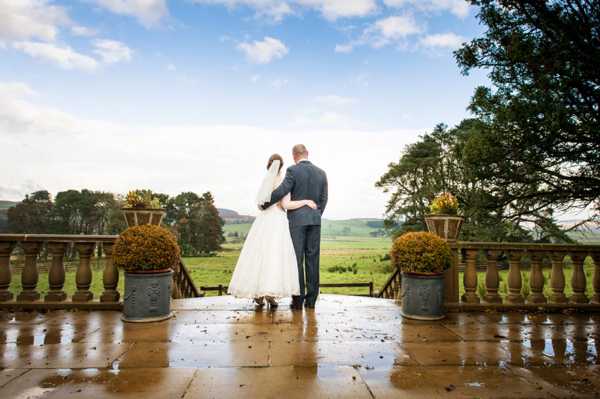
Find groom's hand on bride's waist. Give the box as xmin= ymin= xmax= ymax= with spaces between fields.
xmin=258 ymin=205 xmax=264 ymax=211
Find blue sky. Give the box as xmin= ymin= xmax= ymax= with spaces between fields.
xmin=0 ymin=0 xmax=491 ymax=219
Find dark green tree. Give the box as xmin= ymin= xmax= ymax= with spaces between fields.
xmin=455 ymin=0 xmax=600 ymax=220
xmin=5 ymin=190 xmax=54 ymax=234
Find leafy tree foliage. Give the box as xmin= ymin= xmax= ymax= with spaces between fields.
xmin=377 ymin=121 xmax=574 ymax=242
xmin=455 ymin=0 xmax=600 ymax=219
xmin=6 ymin=191 xmax=54 ymax=234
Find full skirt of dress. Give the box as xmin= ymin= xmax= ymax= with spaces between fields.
xmin=228 ymin=204 xmax=300 ymax=299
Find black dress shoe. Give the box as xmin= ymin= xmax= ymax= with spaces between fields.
xmin=290 ymin=302 xmax=302 ymax=310
xmin=304 ymin=302 xmax=315 ymax=309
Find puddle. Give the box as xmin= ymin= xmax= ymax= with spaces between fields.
xmin=13 ymin=387 xmax=55 ymax=399
xmin=521 ymin=339 xmax=599 ymax=364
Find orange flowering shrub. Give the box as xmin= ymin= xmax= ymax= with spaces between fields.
xmin=113 ymin=225 xmax=180 ymax=271
xmin=391 ymin=232 xmax=452 ymax=275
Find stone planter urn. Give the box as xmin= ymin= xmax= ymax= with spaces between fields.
xmin=424 ymin=214 xmax=464 ymax=242
xmin=122 ymin=269 xmax=173 ymax=322
xmin=391 ymin=232 xmax=453 ymax=320
xmin=122 ymin=208 xmax=165 ymax=228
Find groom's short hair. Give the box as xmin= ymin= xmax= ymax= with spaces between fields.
xmin=292 ymin=144 xmax=307 ymax=156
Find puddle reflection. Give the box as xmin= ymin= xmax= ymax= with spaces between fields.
xmin=521 ymin=339 xmax=599 ymax=364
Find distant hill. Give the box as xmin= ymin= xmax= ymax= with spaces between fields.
xmin=0 ymin=201 xmax=17 ymax=210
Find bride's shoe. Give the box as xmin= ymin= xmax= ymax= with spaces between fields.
xmin=253 ymin=297 xmax=265 ymax=306
xmin=265 ymin=296 xmax=278 ymax=307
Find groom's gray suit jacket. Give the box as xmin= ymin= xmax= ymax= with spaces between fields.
xmin=263 ymin=160 xmax=328 ymax=225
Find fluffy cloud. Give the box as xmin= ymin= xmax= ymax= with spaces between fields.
xmin=270 ymin=78 xmax=289 ymax=89
xmin=84 ymin=0 xmax=169 ymax=28
xmin=92 ymin=39 xmax=133 ymax=64
xmin=314 ymin=95 xmax=355 ymax=105
xmin=0 ymin=0 xmax=70 ymax=45
xmin=236 ymin=37 xmax=288 ymax=63
xmin=0 ymin=82 xmax=83 ymax=135
xmin=71 ymin=26 xmax=100 ymax=37
xmin=334 ymin=44 xmax=353 ymax=53
xmin=370 ymin=15 xmax=425 ymax=40
xmin=12 ymin=41 xmax=101 ymax=72
xmin=188 ymin=0 xmax=377 ymax=22
xmin=420 ymin=33 xmax=467 ymax=49
xmin=383 ymin=0 xmax=471 ymax=18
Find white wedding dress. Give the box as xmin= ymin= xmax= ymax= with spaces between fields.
xmin=228 ymin=179 xmax=300 ymax=300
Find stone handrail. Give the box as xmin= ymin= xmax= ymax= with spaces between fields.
xmin=376 ymin=268 xmax=401 ymax=299
xmin=0 ymin=234 xmax=201 ymax=310
xmin=444 ymin=242 xmax=600 ymax=310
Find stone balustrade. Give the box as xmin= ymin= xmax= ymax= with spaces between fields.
xmin=0 ymin=234 xmax=201 ymax=310
xmin=445 ymin=242 xmax=600 ymax=310
xmin=376 ymin=241 xmax=600 ymax=310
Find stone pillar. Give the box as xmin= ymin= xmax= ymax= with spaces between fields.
xmin=100 ymin=242 xmax=120 ymax=302
xmin=569 ymin=252 xmax=589 ymax=304
xmin=548 ymin=251 xmax=568 ymax=304
xmin=171 ymin=259 xmax=181 ymax=300
xmin=72 ymin=242 xmax=95 ymax=302
xmin=505 ymin=249 xmax=524 ymax=304
xmin=528 ymin=250 xmax=547 ymax=304
xmin=45 ymin=242 xmax=69 ymax=302
xmin=444 ymin=248 xmax=460 ymax=304
xmin=0 ymin=242 xmax=17 ymax=301
xmin=17 ymin=242 xmax=43 ymax=301
xmin=590 ymin=252 xmax=600 ymax=304
xmin=483 ymin=249 xmax=503 ymax=304
xmin=461 ymin=249 xmax=480 ymax=303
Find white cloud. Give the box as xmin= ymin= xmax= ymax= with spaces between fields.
xmin=420 ymin=33 xmax=467 ymax=49
xmin=236 ymin=37 xmax=288 ymax=64
xmin=383 ymin=0 xmax=471 ymax=18
xmin=71 ymin=26 xmax=99 ymax=37
xmin=270 ymin=78 xmax=288 ymax=89
xmin=314 ymin=95 xmax=355 ymax=106
xmin=188 ymin=0 xmax=377 ymax=22
xmin=85 ymin=0 xmax=169 ymax=28
xmin=0 ymin=0 xmax=70 ymax=45
xmin=370 ymin=15 xmax=424 ymax=40
xmin=92 ymin=39 xmax=133 ymax=64
xmin=251 ymin=75 xmax=260 ymax=82
xmin=354 ymin=72 xmax=368 ymax=86
xmin=317 ymin=111 xmax=352 ymax=127
xmin=0 ymin=81 xmax=83 ymax=135
xmin=167 ymin=63 xmax=176 ymax=71
xmin=177 ymin=76 xmax=197 ymax=83
xmin=334 ymin=44 xmax=353 ymax=53
xmin=12 ymin=41 xmax=101 ymax=72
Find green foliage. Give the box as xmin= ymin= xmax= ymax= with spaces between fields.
xmin=125 ymin=189 xmax=163 ymax=208
xmin=455 ymin=0 xmax=600 ymax=221
xmin=390 ymin=232 xmax=452 ymax=274
xmin=429 ymin=192 xmax=459 ymax=215
xmin=113 ymin=225 xmax=180 ymax=271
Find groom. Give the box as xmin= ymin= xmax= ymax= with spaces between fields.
xmin=262 ymin=144 xmax=328 ymax=310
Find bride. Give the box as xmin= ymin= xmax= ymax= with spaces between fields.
xmin=227 ymin=154 xmax=316 ymax=307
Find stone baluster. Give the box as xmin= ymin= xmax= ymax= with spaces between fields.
xmin=483 ymin=249 xmax=503 ymax=304
xmin=100 ymin=242 xmax=120 ymax=302
xmin=72 ymin=243 xmax=96 ymax=302
xmin=396 ymin=272 xmax=403 ymax=300
xmin=548 ymin=251 xmax=568 ymax=304
xmin=171 ymin=260 xmax=181 ymax=300
xmin=0 ymin=242 xmax=17 ymax=301
xmin=45 ymin=242 xmax=69 ymax=302
xmin=461 ymin=249 xmax=480 ymax=303
xmin=505 ymin=249 xmax=524 ymax=304
xmin=528 ymin=250 xmax=547 ymax=304
xmin=392 ymin=272 xmax=400 ymax=299
xmin=590 ymin=252 xmax=600 ymax=304
xmin=569 ymin=251 xmax=589 ymax=304
xmin=17 ymin=242 xmax=44 ymax=301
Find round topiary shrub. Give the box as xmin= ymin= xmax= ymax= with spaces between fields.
xmin=390 ymin=232 xmax=452 ymax=275
xmin=113 ymin=224 xmax=180 ymax=272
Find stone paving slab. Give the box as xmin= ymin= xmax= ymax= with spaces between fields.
xmin=0 ymin=368 xmax=196 ymax=399
xmin=183 ymin=365 xmax=372 ymax=399
xmin=359 ymin=365 xmax=555 ymax=398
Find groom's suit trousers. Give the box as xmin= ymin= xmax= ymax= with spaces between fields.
xmin=290 ymin=224 xmax=321 ymax=306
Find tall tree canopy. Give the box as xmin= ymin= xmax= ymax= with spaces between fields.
xmin=455 ymin=0 xmax=600 ymax=219
xmin=377 ymin=121 xmax=574 ymax=242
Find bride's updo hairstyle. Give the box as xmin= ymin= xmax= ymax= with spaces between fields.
xmin=267 ymin=154 xmax=284 ymax=171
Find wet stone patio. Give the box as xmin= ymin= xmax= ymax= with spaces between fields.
xmin=0 ymin=294 xmax=599 ymax=398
